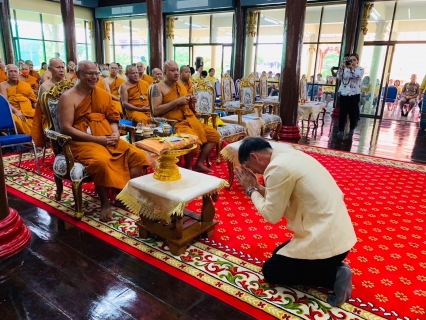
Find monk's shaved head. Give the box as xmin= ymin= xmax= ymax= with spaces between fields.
xmin=180 ymin=65 xmax=190 ymax=73
xmin=6 ymin=64 xmax=18 ymax=72
xmin=152 ymin=68 xmax=161 ymax=75
xmin=126 ymin=65 xmax=137 ymax=74
xmin=109 ymin=63 xmax=118 ymax=69
xmin=163 ymin=60 xmax=177 ymax=73
xmin=77 ymin=60 xmax=96 ymax=72
xmin=49 ymin=58 xmax=63 ymax=67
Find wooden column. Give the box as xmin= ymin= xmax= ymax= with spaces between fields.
xmin=60 ymin=0 xmax=77 ymax=63
xmin=231 ymin=0 xmax=244 ymax=80
xmin=276 ymin=0 xmax=307 ymax=140
xmin=0 ymin=0 xmax=15 ymax=64
xmin=146 ymin=0 xmax=164 ymax=70
xmin=331 ymin=0 xmax=363 ymax=117
xmin=94 ymin=19 xmax=103 ymax=63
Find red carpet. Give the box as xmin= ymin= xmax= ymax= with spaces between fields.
xmin=4 ymin=145 xmax=426 ymax=319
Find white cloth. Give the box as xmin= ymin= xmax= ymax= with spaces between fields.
xmin=337 ymin=67 xmax=364 ymax=96
xmin=117 ymin=168 xmax=228 ymax=221
xmin=250 ymin=144 xmax=357 ymax=259
xmin=298 ymin=102 xmax=325 ymax=121
xmin=221 ymin=114 xmax=265 ymax=137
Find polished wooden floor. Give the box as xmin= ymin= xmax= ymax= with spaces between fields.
xmin=1 ymin=115 xmax=426 ymax=320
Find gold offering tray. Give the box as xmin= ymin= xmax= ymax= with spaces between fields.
xmin=153 ymin=144 xmax=197 ymax=181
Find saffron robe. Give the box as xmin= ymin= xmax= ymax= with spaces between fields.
xmin=7 ymin=81 xmax=37 ymax=134
xmin=22 ymin=75 xmax=39 ymax=93
xmin=126 ymin=80 xmax=151 ymax=125
xmin=0 ymin=69 xmax=7 ymax=82
xmin=162 ymin=82 xmax=220 ymax=151
xmin=141 ymin=74 xmax=154 ymax=85
xmin=108 ymin=77 xmax=126 ymax=117
xmin=69 ymin=87 xmax=149 ymax=189
xmin=97 ymin=78 xmax=107 ymax=91
xmin=31 ymin=100 xmax=47 ymax=147
xmin=181 ymin=80 xmax=193 ymax=95
xmin=29 ymin=70 xmax=40 ymax=82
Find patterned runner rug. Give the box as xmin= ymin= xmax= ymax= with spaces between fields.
xmin=4 ymin=145 xmax=426 ymax=320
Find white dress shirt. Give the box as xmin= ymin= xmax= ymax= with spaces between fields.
xmin=337 ymin=67 xmax=364 ymax=96
xmin=251 ymin=145 xmax=357 ymax=260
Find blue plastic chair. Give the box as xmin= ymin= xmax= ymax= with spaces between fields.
xmin=0 ymin=94 xmax=40 ymax=173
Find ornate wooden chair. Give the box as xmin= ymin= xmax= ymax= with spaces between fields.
xmin=259 ymin=74 xmax=268 ymax=99
xmin=41 ymin=80 xmax=136 ymax=219
xmin=221 ymin=73 xmax=235 ymax=105
xmin=193 ymin=80 xmax=246 ymax=163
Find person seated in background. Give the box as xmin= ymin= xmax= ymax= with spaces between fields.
xmin=399 ymin=74 xmax=419 ymax=117
xmin=307 ymin=75 xmax=319 ymax=101
xmin=0 ymin=58 xmax=7 ymax=82
xmin=394 ymin=79 xmax=402 ymax=98
xmin=97 ymin=64 xmax=109 ymax=90
xmin=267 ymin=71 xmax=274 ymax=82
xmin=372 ymin=79 xmax=380 ymax=108
xmin=206 ymin=68 xmax=217 ymax=86
xmin=31 ymin=58 xmax=66 ymax=148
xmin=179 ymin=66 xmax=194 ymax=94
xmin=192 ymin=65 xmax=203 ymax=81
xmin=103 ymin=63 xmax=126 ymax=116
xmin=385 ymin=79 xmax=398 ymax=111
xmin=151 ymin=68 xmax=163 ymax=83
xmin=196 ymin=70 xmax=211 ymax=86
xmin=322 ymin=76 xmax=335 ymax=107
xmin=151 ymin=60 xmax=220 ymax=173
xmin=136 ymin=62 xmax=153 ymax=85
xmin=65 ymin=61 xmax=77 ymax=83
xmin=268 ymin=84 xmax=279 ymax=97
xmin=117 ymin=63 xmax=127 ymax=80
xmin=120 ymin=65 xmax=151 ymax=126
xmin=18 ymin=59 xmax=24 ymax=70
xmin=57 ymin=60 xmax=150 ymax=221
xmin=39 ymin=62 xmax=47 ymax=76
xmin=25 ymin=60 xmax=40 ymax=83
xmin=418 ymin=75 xmax=426 ymax=110
xmin=235 ymin=137 xmax=356 ymax=307
xmin=0 ymin=64 xmax=37 ymax=134
xmin=19 ymin=64 xmax=39 ymax=95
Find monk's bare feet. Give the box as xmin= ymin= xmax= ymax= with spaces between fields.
xmin=99 ymin=205 xmax=113 ymax=222
xmin=193 ymin=162 xmax=214 ymax=174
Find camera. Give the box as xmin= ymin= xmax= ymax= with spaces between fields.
xmin=331 ymin=66 xmax=339 ymax=71
xmin=345 ymin=60 xmax=352 ymax=66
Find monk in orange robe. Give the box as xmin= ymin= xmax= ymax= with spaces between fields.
xmin=0 ymin=65 xmax=37 ymax=135
xmin=120 ymin=65 xmax=151 ymax=125
xmin=179 ymin=66 xmax=194 ymax=94
xmin=26 ymin=60 xmax=41 ymax=83
xmin=58 ymin=61 xmax=149 ymax=221
xmin=0 ymin=58 xmax=8 ymax=82
xmin=136 ymin=62 xmax=154 ymax=85
xmin=31 ymin=58 xmax=66 ymax=147
xmin=103 ymin=63 xmax=125 ymax=116
xmin=65 ymin=61 xmax=78 ymax=84
xmin=152 ymin=61 xmax=220 ymax=173
xmin=152 ymin=68 xmax=163 ymax=83
xmin=20 ymin=64 xmax=39 ymax=94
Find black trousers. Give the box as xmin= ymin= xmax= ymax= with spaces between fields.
xmin=262 ymin=241 xmax=349 ymax=289
xmin=339 ymin=94 xmax=360 ymax=131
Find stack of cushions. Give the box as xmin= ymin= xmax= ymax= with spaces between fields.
xmin=134 ymin=133 xmax=198 ymax=156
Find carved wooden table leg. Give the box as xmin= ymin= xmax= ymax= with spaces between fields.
xmin=201 ymin=194 xmax=216 ymax=238
xmin=138 ymin=216 xmax=151 ymax=239
xmin=227 ymin=160 xmax=234 ymax=189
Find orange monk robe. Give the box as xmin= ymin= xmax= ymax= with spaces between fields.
xmin=69 ymin=87 xmax=149 ymax=189
xmin=7 ymin=81 xmax=37 ymax=134
xmin=23 ymin=75 xmax=39 ymax=93
xmin=126 ymin=80 xmax=151 ymax=125
xmin=29 ymin=70 xmax=40 ymax=82
xmin=97 ymin=78 xmax=107 ymax=91
xmin=162 ymin=82 xmax=220 ymax=151
xmin=182 ymin=80 xmax=194 ymax=95
xmin=0 ymin=69 xmax=7 ymax=82
xmin=108 ymin=77 xmax=126 ymax=116
xmin=142 ymin=74 xmax=154 ymax=85
xmin=31 ymin=100 xmax=48 ymax=147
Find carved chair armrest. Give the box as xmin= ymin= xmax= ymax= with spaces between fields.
xmin=210 ymin=113 xmax=219 ymax=129
xmin=234 ymin=109 xmax=244 ymax=125
xmin=199 ymin=114 xmax=210 ymax=125
xmin=118 ymin=123 xmax=136 ymax=143
xmin=44 ymin=129 xmax=75 ymax=172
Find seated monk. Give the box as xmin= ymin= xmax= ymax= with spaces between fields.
xmin=152 ymin=68 xmax=163 ymax=83
xmin=97 ymin=64 xmax=109 ymax=91
xmin=57 ymin=60 xmax=150 ymax=221
xmin=136 ymin=62 xmax=154 ymax=85
xmin=20 ymin=64 xmax=39 ymax=95
xmin=0 ymin=64 xmax=37 ymax=134
xmin=0 ymin=58 xmax=8 ymax=82
xmin=152 ymin=60 xmax=220 ymax=173
xmin=103 ymin=62 xmax=125 ymax=116
xmin=179 ymin=66 xmax=194 ymax=94
xmin=120 ymin=65 xmax=151 ymax=126
xmin=31 ymin=58 xmax=66 ymax=147
xmin=64 ymin=61 xmax=78 ymax=84
xmin=26 ymin=60 xmax=41 ymax=83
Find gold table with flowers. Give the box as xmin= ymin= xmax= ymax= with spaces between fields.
xmin=117 ymin=169 xmax=228 ymax=255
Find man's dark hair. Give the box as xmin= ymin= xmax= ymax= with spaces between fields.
xmin=238 ymin=137 xmax=272 ymax=164
xmin=208 ymin=68 xmax=214 ymax=72
xmin=189 ymin=66 xmax=195 ymax=75
xmin=201 ymin=70 xmax=208 ymax=77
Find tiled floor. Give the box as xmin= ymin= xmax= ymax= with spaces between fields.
xmin=1 ymin=114 xmax=426 ymax=319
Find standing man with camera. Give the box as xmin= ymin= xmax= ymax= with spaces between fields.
xmin=336 ymin=53 xmax=364 ymax=138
